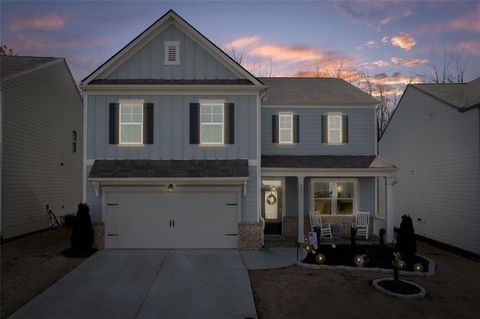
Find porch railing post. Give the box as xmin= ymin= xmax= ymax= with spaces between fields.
xmin=385 ymin=176 xmax=394 ymax=243
xmin=297 ymin=175 xmax=305 ymax=243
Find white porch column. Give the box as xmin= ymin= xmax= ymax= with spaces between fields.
xmin=297 ymin=176 xmax=305 ymax=243
xmin=385 ymin=176 xmax=394 ymax=243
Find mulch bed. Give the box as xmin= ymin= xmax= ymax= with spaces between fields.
xmin=302 ymin=244 xmax=429 ymax=272
xmin=376 ymin=279 xmax=421 ymax=294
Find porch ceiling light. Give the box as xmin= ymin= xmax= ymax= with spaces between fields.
xmin=167 ymin=184 xmax=174 ymax=193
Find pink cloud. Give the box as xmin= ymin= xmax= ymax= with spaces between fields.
xmin=390 ymin=33 xmax=416 ymax=50
xmin=9 ymin=14 xmax=67 ymax=31
xmin=223 ymin=36 xmax=260 ymax=50
xmin=250 ymin=44 xmax=324 ymax=62
xmin=390 ymin=57 xmax=428 ymax=67
xmin=447 ymin=9 xmax=480 ymax=32
xmin=457 ymin=41 xmax=480 ymax=54
xmin=356 ymin=40 xmax=376 ymax=50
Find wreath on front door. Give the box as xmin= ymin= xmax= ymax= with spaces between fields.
xmin=266 ymin=193 xmax=277 ymax=205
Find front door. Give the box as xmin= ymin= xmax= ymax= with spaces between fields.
xmin=261 ymin=179 xmax=283 ymax=235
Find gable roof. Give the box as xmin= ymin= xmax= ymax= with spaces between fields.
xmin=412 ymin=77 xmax=480 ymax=111
xmin=1 ymin=56 xmax=62 ymax=80
xmin=259 ymin=77 xmax=379 ymax=106
xmin=81 ymin=10 xmax=263 ymax=87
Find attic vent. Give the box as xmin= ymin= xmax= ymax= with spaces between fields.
xmin=164 ymin=41 xmax=180 ymax=65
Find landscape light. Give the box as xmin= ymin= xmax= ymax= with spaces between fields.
xmin=167 ymin=184 xmax=174 ymax=193
xmin=316 ymin=254 xmax=326 ymax=264
xmin=354 ymin=254 xmax=366 ymax=267
xmin=413 ymin=263 xmax=424 ymax=272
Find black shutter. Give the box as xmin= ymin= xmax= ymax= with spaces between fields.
xmin=321 ymin=114 xmax=328 ymax=144
xmin=272 ymin=114 xmax=279 ymax=143
xmin=293 ymin=114 xmax=300 ymax=143
xmin=224 ymin=103 xmax=235 ymax=144
xmin=109 ymin=103 xmax=119 ymax=144
xmin=189 ymin=103 xmax=200 ymax=144
xmin=143 ymin=103 xmax=154 ymax=144
xmin=342 ymin=115 xmax=349 ymax=144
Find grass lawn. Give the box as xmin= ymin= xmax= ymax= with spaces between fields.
xmin=0 ymin=229 xmax=87 ymax=319
xmin=250 ymin=241 xmax=480 ymax=319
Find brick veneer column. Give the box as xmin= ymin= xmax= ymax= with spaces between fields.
xmin=238 ymin=222 xmax=263 ymax=250
xmin=92 ymin=223 xmax=105 ymax=250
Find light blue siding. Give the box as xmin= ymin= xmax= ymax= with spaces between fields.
xmin=107 ymin=24 xmax=238 ymax=80
xmin=261 ymin=107 xmax=375 ymax=155
xmin=86 ymin=165 xmax=102 ymax=223
xmin=241 ymin=166 xmax=258 ymax=222
xmin=359 ymin=177 xmax=376 ymax=214
xmin=87 ymin=94 xmax=257 ymax=160
xmin=285 ymin=177 xmax=298 ymax=216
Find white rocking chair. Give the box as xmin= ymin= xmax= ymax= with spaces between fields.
xmin=354 ymin=212 xmax=370 ymax=239
xmin=309 ymin=211 xmax=333 ymax=239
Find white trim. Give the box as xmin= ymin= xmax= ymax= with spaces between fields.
xmin=248 ymin=159 xmax=258 ymax=166
xmin=310 ymin=178 xmax=358 ymax=216
xmin=119 ymin=102 xmax=144 ymax=145
xmin=278 ymin=113 xmax=293 ymax=144
xmin=199 ymin=101 xmax=225 ymax=145
xmin=81 ymin=85 xmax=265 ymax=93
xmin=327 ymin=114 xmax=342 ymax=144
xmin=85 ymin=159 xmax=95 ymax=166
xmin=89 ymin=177 xmax=248 ymax=184
xmin=262 ymin=104 xmax=377 ymax=109
xmin=118 ymin=99 xmax=144 ymax=104
xmin=82 ymin=92 xmax=88 ymax=202
xmin=256 ymin=91 xmax=264 ymax=222
xmin=81 ymin=11 xmax=263 ymax=86
xmin=164 ymin=41 xmax=180 ymax=65
xmin=261 ymin=177 xmax=286 ymax=223
xmin=261 ymin=168 xmax=395 ymax=177
xmin=199 ymin=99 xmax=225 ymax=104
xmin=374 ymin=107 xmax=378 ymax=154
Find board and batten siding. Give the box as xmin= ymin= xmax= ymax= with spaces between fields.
xmin=86 ymin=164 xmax=258 ymax=224
xmin=2 ymin=61 xmax=83 ymax=238
xmin=379 ymin=87 xmax=480 ymax=255
xmin=106 ymin=24 xmax=238 ymax=80
xmin=261 ymin=107 xmax=376 ymax=155
xmin=87 ymin=94 xmax=257 ymax=160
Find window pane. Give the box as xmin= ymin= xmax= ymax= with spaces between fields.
xmin=121 ymin=124 xmax=142 ymax=143
xmin=337 ymin=199 xmax=353 ymax=215
xmin=211 ymin=113 xmax=223 ymax=123
xmin=279 ymin=129 xmax=291 ymax=143
xmin=279 ymin=116 xmax=292 ymax=128
xmin=201 ymin=124 xmax=223 ymax=143
xmin=211 ymin=104 xmax=223 ymax=114
xmin=314 ymin=182 xmax=331 ymax=198
xmin=329 ymin=130 xmax=341 ymax=143
xmin=336 ymin=182 xmax=354 ymax=198
xmin=329 ymin=116 xmax=341 ymax=129
xmin=201 ymin=113 xmax=211 ymax=123
xmin=315 ymin=199 xmax=332 ymax=215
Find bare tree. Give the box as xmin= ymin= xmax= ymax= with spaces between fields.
xmin=418 ymin=51 xmax=468 ymax=83
xmin=0 ymin=44 xmax=16 ymax=56
xmin=224 ymin=46 xmax=245 ymax=65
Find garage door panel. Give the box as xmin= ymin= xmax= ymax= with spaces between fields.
xmin=105 ymin=190 xmax=239 ymax=249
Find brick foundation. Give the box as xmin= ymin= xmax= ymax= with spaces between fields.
xmin=92 ymin=223 xmax=105 ymax=250
xmin=238 ymin=222 xmax=263 ymax=250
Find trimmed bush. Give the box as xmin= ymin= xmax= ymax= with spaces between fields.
xmin=71 ymin=203 xmax=94 ymax=253
xmin=396 ymin=215 xmax=416 ymax=257
xmin=379 ymin=228 xmax=386 ymax=246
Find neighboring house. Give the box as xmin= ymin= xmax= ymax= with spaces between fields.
xmin=81 ymin=10 xmax=396 ymax=250
xmin=1 ymin=56 xmax=83 ymax=239
xmin=379 ymin=79 xmax=480 ymax=255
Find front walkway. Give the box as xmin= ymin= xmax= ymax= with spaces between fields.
xmin=240 ymin=247 xmax=306 ymax=270
xmin=10 ymin=250 xmax=257 ymax=319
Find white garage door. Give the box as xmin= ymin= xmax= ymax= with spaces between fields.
xmin=105 ymin=188 xmax=239 ymax=249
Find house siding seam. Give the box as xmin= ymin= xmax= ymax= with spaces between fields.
xmin=379 ymin=88 xmax=480 ymax=255
xmin=2 ymin=61 xmax=83 ymax=238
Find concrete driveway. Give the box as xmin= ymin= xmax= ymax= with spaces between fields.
xmin=9 ymin=250 xmax=257 ymax=319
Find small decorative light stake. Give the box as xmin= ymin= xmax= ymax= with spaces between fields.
xmin=167 ymin=184 xmax=174 ymax=193
xmin=315 ymin=253 xmax=326 ymax=264
xmin=311 ymin=249 xmax=316 ymax=254
xmin=413 ymin=263 xmax=424 ymax=272
xmin=398 ymin=260 xmax=406 ymax=269
xmin=354 ymin=254 xmax=366 ymax=267
xmin=304 ymin=245 xmax=312 ymax=253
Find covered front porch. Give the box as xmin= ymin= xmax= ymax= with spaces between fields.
xmin=261 ymin=155 xmax=396 ymax=244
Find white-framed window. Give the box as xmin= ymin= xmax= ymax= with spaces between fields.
xmin=164 ymin=41 xmax=180 ymax=65
xmin=119 ymin=102 xmax=143 ymax=145
xmin=279 ymin=113 xmax=293 ymax=144
xmin=200 ymin=102 xmax=224 ymax=145
xmin=327 ymin=114 xmax=342 ymax=144
xmin=311 ymin=178 xmax=357 ymax=215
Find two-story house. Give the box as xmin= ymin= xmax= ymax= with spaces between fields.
xmin=80 ymin=10 xmax=396 ymax=250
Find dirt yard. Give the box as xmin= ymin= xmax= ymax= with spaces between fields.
xmin=0 ymin=229 xmax=87 ymax=319
xmin=250 ymin=241 xmax=480 ymax=319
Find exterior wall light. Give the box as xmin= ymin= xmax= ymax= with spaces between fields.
xmin=167 ymin=184 xmax=174 ymax=193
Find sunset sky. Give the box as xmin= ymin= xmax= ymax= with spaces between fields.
xmin=1 ymin=0 xmax=479 ymax=96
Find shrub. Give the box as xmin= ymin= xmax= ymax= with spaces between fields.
xmin=379 ymin=228 xmax=386 ymax=246
xmin=350 ymin=226 xmax=357 ymax=248
xmin=396 ymin=215 xmax=416 ymax=257
xmin=71 ymin=203 xmax=94 ymax=253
